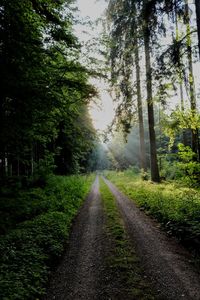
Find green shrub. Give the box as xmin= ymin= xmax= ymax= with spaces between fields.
xmin=106 ymin=171 xmax=200 ymax=254
xmin=0 ymin=174 xmax=94 ymax=300
xmin=141 ymin=168 xmax=149 ymax=181
xmin=177 ymin=144 xmax=200 ymax=186
xmin=159 ymin=160 xmax=183 ymax=180
xmin=0 ymin=231 xmax=49 ymax=300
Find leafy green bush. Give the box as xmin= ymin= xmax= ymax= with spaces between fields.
xmin=177 ymin=143 xmax=200 ymax=186
xmin=0 ymin=174 xmax=94 ymax=300
xmin=0 ymin=175 xmax=92 ymax=235
xmin=141 ymin=168 xmax=149 ymax=181
xmin=106 ymin=171 xmax=200 ymax=254
xmin=127 ymin=165 xmax=140 ymax=174
xmin=159 ymin=159 xmax=183 ymax=180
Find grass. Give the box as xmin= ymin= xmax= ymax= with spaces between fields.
xmin=99 ymin=177 xmax=155 ymax=299
xmin=105 ymin=170 xmax=200 ymax=255
xmin=0 ymin=174 xmax=94 ymax=300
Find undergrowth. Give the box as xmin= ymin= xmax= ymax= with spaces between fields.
xmin=0 ymin=174 xmax=94 ymax=300
xmin=99 ymin=177 xmax=155 ymax=300
xmin=105 ymin=170 xmax=200 ymax=256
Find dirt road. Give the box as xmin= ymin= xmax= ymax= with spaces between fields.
xmin=45 ymin=176 xmax=200 ymax=300
xmin=103 ymin=176 xmax=200 ymax=300
xmin=44 ymin=176 xmax=107 ymax=300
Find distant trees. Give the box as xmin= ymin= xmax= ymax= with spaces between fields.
xmin=107 ymin=0 xmax=148 ymax=173
xmin=106 ymin=0 xmax=200 ymax=182
xmin=0 ymin=0 xmax=97 ymax=179
xmin=106 ymin=0 xmax=160 ymax=182
xmin=0 ymin=0 xmax=199 ymax=181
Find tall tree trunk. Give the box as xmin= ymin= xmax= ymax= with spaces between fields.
xmin=143 ymin=26 xmax=160 ymax=182
xmin=185 ymin=0 xmax=199 ymax=158
xmin=31 ymin=144 xmax=34 ymax=176
xmin=175 ymin=1 xmax=187 ymax=145
xmin=17 ymin=157 xmax=20 ymax=177
xmin=134 ymin=36 xmax=147 ymax=171
xmin=179 ymin=82 xmax=188 ymax=146
xmin=0 ymin=154 xmax=6 ymax=178
xmin=195 ymin=0 xmax=200 ymax=59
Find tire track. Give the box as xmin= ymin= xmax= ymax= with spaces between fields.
xmin=44 ymin=176 xmax=106 ymax=300
xmin=103 ymin=176 xmax=200 ymax=300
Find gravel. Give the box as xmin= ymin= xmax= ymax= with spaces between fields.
xmin=103 ymin=176 xmax=200 ymax=300
xmin=44 ymin=176 xmax=107 ymax=300
xmin=44 ymin=175 xmax=200 ymax=300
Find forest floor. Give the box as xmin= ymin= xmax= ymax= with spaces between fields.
xmin=45 ymin=176 xmax=200 ymax=300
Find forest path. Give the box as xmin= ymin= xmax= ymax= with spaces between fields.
xmin=44 ymin=176 xmax=108 ymax=300
xmin=44 ymin=176 xmax=118 ymax=300
xmin=103 ymin=176 xmax=200 ymax=300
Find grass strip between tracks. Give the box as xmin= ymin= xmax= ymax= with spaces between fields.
xmin=99 ymin=177 xmax=155 ymax=300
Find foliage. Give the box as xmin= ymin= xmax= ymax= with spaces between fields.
xmin=158 ymin=155 xmax=182 ymax=180
xmin=0 ymin=0 xmax=97 ymax=178
xmin=177 ymin=143 xmax=200 ymax=185
xmin=178 ymin=143 xmax=196 ymax=161
xmin=103 ymin=123 xmax=150 ymax=171
xmin=105 ymin=171 xmax=200 ymax=255
xmin=162 ymin=110 xmax=200 ymax=150
xmin=106 ymin=0 xmax=200 ymax=183
xmin=0 ymin=175 xmax=94 ymax=299
xmin=141 ymin=168 xmax=149 ymax=181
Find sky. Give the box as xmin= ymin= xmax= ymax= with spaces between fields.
xmin=75 ymin=0 xmax=200 ymax=132
xmin=76 ymin=0 xmax=106 ymax=21
xmin=75 ymin=0 xmax=116 ymax=132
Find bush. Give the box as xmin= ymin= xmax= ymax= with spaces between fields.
xmin=177 ymin=144 xmax=200 ymax=186
xmin=106 ymin=171 xmax=200 ymax=254
xmin=0 ymin=174 xmax=94 ymax=300
xmin=141 ymin=168 xmax=149 ymax=181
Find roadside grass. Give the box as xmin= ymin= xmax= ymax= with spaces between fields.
xmin=99 ymin=177 xmax=155 ymax=299
xmin=104 ymin=170 xmax=200 ymax=255
xmin=0 ymin=174 xmax=94 ymax=300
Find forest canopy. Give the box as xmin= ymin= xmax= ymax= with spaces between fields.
xmin=0 ymin=0 xmax=97 ymax=181
xmin=101 ymin=0 xmax=200 ymax=184
xmin=0 ymin=1 xmax=200 ymax=299
xmin=0 ymin=0 xmax=200 ymax=185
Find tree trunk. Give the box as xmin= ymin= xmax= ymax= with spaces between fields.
xmin=31 ymin=144 xmax=34 ymax=176
xmin=185 ymin=0 xmax=199 ymax=158
xmin=134 ymin=36 xmax=147 ymax=171
xmin=195 ymin=0 xmax=200 ymax=59
xmin=175 ymin=3 xmax=187 ymax=146
xmin=143 ymin=26 xmax=160 ymax=182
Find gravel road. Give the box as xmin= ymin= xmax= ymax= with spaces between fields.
xmin=45 ymin=176 xmax=200 ymax=300
xmin=103 ymin=176 xmax=200 ymax=300
xmin=44 ymin=176 xmax=107 ymax=300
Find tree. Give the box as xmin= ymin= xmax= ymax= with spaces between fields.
xmin=135 ymin=33 xmax=147 ymax=171
xmin=184 ymin=0 xmax=199 ymax=159
xmin=142 ymin=0 xmax=160 ymax=182
xmin=0 ymin=0 xmax=97 ymax=179
xmin=195 ymin=0 xmax=200 ymax=58
xmin=106 ymin=0 xmax=147 ymax=172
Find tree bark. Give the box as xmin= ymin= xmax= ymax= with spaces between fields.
xmin=195 ymin=0 xmax=200 ymax=59
xmin=134 ymin=36 xmax=147 ymax=171
xmin=185 ymin=0 xmax=199 ymax=158
xmin=175 ymin=2 xmax=187 ymax=146
xmin=143 ymin=26 xmax=160 ymax=182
